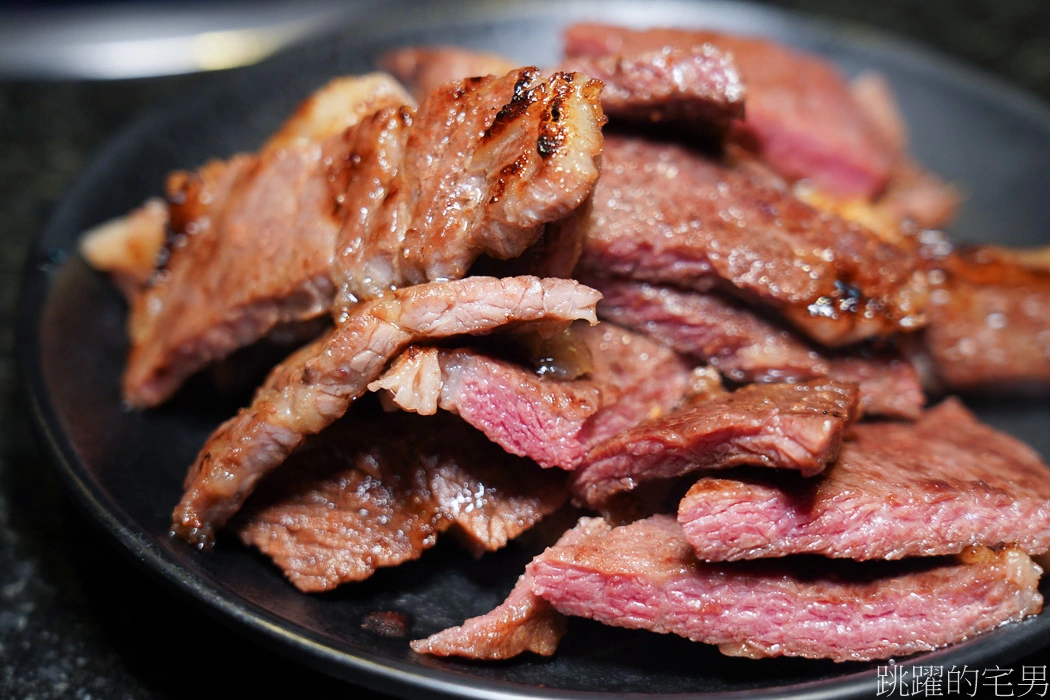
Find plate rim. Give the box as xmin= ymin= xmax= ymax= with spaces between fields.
xmin=17 ymin=1 xmax=1050 ymax=698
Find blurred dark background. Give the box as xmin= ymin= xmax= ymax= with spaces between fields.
xmin=2 ymin=1 xmax=1050 ymax=698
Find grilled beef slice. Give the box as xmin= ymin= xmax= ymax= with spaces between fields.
xmin=383 ymin=44 xmax=745 ymax=132
xmin=594 ymin=279 xmax=924 ymax=418
xmin=331 ymin=66 xmax=605 ymax=310
xmin=575 ymin=135 xmax=928 ymax=347
xmin=571 ymin=379 xmax=859 ymax=508
xmin=848 ymin=72 xmax=960 ymax=230
xmin=679 ymin=398 xmax=1050 ymax=561
xmin=172 ymin=276 xmax=600 ymax=548
xmin=410 ymin=571 xmax=566 ymax=659
xmin=558 ymin=46 xmax=745 ymax=130
xmin=527 ymin=515 xmax=1043 ymax=662
xmin=922 ymin=248 xmax=1050 ymax=392
xmin=235 ymin=411 xmax=565 ymax=592
xmin=369 ymin=323 xmax=695 ymax=469
xmin=79 ymin=197 xmax=168 ymax=299
xmin=371 ymin=346 xmax=601 ymax=469
xmin=126 ymin=66 xmax=606 ymax=406
xmin=564 ymin=23 xmax=896 ymax=199
xmin=122 ymin=75 xmax=412 ymax=407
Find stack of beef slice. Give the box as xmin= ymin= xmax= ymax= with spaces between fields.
xmin=79 ymin=21 xmax=1050 ymax=664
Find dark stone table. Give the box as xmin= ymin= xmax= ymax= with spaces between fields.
xmin=3 ymin=1 xmax=1050 ymax=697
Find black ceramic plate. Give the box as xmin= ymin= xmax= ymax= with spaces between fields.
xmin=19 ymin=1 xmax=1050 ymax=698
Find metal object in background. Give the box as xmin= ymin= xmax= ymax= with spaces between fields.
xmin=0 ymin=0 xmax=359 ymax=80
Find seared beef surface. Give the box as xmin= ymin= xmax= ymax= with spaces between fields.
xmin=235 ymin=411 xmax=565 ymax=592
xmin=571 ymin=379 xmax=859 ymax=508
xmin=370 ymin=323 xmax=694 ymax=469
xmin=594 ymin=279 xmax=924 ymax=418
xmin=679 ymin=398 xmax=1050 ymax=561
xmin=383 ymin=45 xmax=744 ymax=134
xmin=923 ymin=248 xmax=1050 ymax=392
xmin=575 ymin=136 xmax=928 ymax=347
xmin=559 ymin=46 xmax=744 ymax=129
xmin=528 ymin=516 xmax=1043 ymax=662
xmin=172 ymin=276 xmax=600 ymax=547
xmin=410 ymin=572 xmax=566 ymax=659
xmin=564 ymin=23 xmax=896 ymax=199
xmin=123 ymin=75 xmax=412 ymax=407
xmin=332 ymin=67 xmax=605 ymax=310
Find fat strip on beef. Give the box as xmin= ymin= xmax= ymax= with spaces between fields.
xmin=571 ymin=379 xmax=859 ymax=508
xmin=123 ymin=74 xmax=413 ymax=407
xmin=593 ymin=278 xmax=924 ymax=418
xmin=526 ymin=516 xmax=1043 ymax=663
xmin=564 ymin=23 xmax=896 ymax=199
xmin=575 ymin=135 xmax=928 ymax=347
xmin=678 ymin=398 xmax=1050 ymax=561
xmin=172 ymin=276 xmax=601 ymax=547
xmin=235 ymin=410 xmax=565 ymax=592
xmin=369 ymin=322 xmax=695 ymax=469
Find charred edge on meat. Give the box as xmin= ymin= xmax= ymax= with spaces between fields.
xmin=483 ymin=67 xmax=542 ymax=142
xmin=805 ymin=277 xmax=877 ymax=320
xmin=491 ymin=154 xmax=531 ymax=204
xmin=156 ymin=171 xmax=197 ymax=276
xmin=536 ymin=72 xmax=575 ymax=159
xmin=328 ymin=106 xmax=414 ymax=219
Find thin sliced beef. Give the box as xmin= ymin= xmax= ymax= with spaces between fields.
xmin=379 ymin=46 xmax=518 ymax=99
xmin=795 ymin=73 xmax=959 ymax=233
xmin=977 ymin=245 xmax=1050 ymax=271
xmin=369 ymin=322 xmax=695 ymax=469
xmin=678 ymin=398 xmax=1050 ymax=561
xmin=235 ymin=411 xmax=565 ymax=592
xmin=332 ymin=67 xmax=605 ymax=309
xmin=823 ymin=355 xmax=923 ymax=419
xmin=79 ymin=197 xmax=168 ymax=299
xmin=572 ymin=323 xmax=697 ymax=447
xmin=172 ymin=276 xmax=600 ymax=547
xmin=528 ymin=515 xmax=1043 ymax=663
xmin=849 ymin=72 xmax=960 ymax=231
xmin=371 ymin=346 xmax=601 ymax=468
xmin=575 ymin=135 xmax=928 ymax=347
xmin=262 ymin=73 xmax=416 ymax=155
xmin=371 ymin=325 xmax=697 ymax=470
xmin=564 ymin=24 xmax=895 ymax=199
xmin=922 ymin=248 xmax=1050 ymax=392
xmin=594 ymin=279 xmax=924 ymax=418
xmin=383 ymin=44 xmax=744 ymax=132
xmin=559 ymin=46 xmax=744 ymax=130
xmin=571 ymin=379 xmax=859 ymax=508
xmin=123 ymin=75 xmax=413 ymax=407
xmin=410 ymin=572 xmax=566 ymax=659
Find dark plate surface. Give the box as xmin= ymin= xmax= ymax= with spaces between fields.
xmin=18 ymin=1 xmax=1050 ymax=698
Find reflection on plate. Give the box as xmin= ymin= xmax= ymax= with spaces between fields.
xmin=19 ymin=1 xmax=1050 ymax=698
